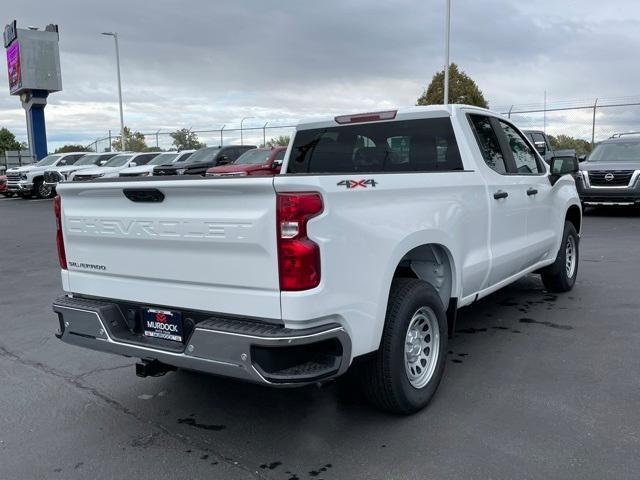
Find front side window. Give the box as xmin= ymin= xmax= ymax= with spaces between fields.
xmin=188 ymin=147 xmax=221 ymax=163
xmin=499 ymin=121 xmax=543 ymax=174
xmin=35 ymin=154 xmax=62 ymax=167
xmin=468 ymin=115 xmax=506 ymax=174
xmin=287 ymin=117 xmax=463 ymax=174
xmin=104 ymin=154 xmax=133 ymax=167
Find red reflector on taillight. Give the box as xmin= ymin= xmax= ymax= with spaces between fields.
xmin=334 ymin=110 xmax=397 ymax=124
xmin=276 ymin=192 xmax=323 ymax=291
xmin=53 ymin=195 xmax=67 ymax=270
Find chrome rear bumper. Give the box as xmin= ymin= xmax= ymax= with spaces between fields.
xmin=53 ymin=296 xmax=351 ymax=386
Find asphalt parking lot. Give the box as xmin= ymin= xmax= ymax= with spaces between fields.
xmin=1 ymin=196 xmax=639 ymax=480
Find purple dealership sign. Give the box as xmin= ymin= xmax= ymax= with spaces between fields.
xmin=6 ymin=41 xmax=21 ymax=94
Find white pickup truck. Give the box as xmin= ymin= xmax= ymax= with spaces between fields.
xmin=52 ymin=105 xmax=582 ymax=414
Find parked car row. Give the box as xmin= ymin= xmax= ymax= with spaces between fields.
xmin=3 ymin=144 xmax=287 ymax=199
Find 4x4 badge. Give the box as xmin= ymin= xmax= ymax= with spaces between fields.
xmin=337 ymin=179 xmax=378 ymax=189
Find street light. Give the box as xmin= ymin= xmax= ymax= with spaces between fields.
xmin=240 ymin=117 xmax=254 ymax=145
xmin=443 ymin=0 xmax=451 ymax=105
xmin=101 ymin=32 xmax=125 ymax=151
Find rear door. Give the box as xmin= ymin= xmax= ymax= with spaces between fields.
xmin=468 ymin=114 xmax=530 ymax=286
xmin=58 ymin=177 xmax=281 ymax=319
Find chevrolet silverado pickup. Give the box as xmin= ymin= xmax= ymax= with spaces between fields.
xmin=6 ymin=152 xmax=86 ymax=198
xmin=52 ymin=105 xmax=582 ymax=414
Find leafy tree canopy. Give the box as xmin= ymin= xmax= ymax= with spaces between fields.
xmin=548 ymin=134 xmax=593 ymax=156
xmin=112 ymin=126 xmax=148 ymax=152
xmin=266 ymin=135 xmax=290 ymax=147
xmin=417 ymin=63 xmax=488 ymax=108
xmin=0 ymin=127 xmax=24 ymax=156
xmin=54 ymin=144 xmax=93 ymax=153
xmin=170 ymin=128 xmax=206 ymax=150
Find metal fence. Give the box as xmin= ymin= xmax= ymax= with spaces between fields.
xmin=84 ymin=95 xmax=640 ymax=153
xmin=495 ymin=96 xmax=640 ymax=147
xmin=86 ymin=123 xmax=296 ymax=153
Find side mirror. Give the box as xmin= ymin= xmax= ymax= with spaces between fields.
xmin=549 ymin=156 xmax=579 ymax=185
xmin=578 ymin=154 xmax=587 ymax=163
xmin=272 ymin=159 xmax=283 ymax=169
xmin=217 ymin=155 xmax=230 ymax=165
xmin=129 ymin=162 xmax=137 ymax=167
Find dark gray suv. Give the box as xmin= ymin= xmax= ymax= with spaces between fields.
xmin=577 ymin=133 xmax=640 ymax=206
xmin=153 ymin=145 xmax=256 ymax=176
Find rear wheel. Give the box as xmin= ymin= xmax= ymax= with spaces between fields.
xmin=540 ymin=221 xmax=579 ymax=292
xmin=361 ymin=278 xmax=448 ymax=415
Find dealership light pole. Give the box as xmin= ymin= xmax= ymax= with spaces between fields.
xmin=240 ymin=117 xmax=254 ymax=145
xmin=101 ymin=32 xmax=126 ymax=151
xmin=443 ymin=0 xmax=451 ymax=105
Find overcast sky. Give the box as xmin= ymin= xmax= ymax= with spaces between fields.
xmin=1 ymin=0 xmax=640 ymax=149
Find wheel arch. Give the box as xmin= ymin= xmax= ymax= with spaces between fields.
xmin=566 ymin=204 xmax=582 ymax=234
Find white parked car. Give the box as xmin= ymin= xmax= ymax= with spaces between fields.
xmin=119 ymin=150 xmax=195 ymax=178
xmin=44 ymin=152 xmax=119 ymax=189
xmin=52 ymin=105 xmax=582 ymax=414
xmin=69 ymin=152 xmax=159 ymax=181
xmin=6 ymin=152 xmax=86 ymax=198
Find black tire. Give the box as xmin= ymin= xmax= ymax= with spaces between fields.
xmin=540 ymin=221 xmax=579 ymax=292
xmin=34 ymin=179 xmax=54 ymax=199
xmin=361 ymin=278 xmax=448 ymax=415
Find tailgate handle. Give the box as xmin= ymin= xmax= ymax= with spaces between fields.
xmin=123 ymin=188 xmax=165 ymax=203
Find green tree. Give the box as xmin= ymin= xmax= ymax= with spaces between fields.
xmin=417 ymin=63 xmax=488 ymax=108
xmin=112 ymin=127 xmax=148 ymax=152
xmin=548 ymin=134 xmax=593 ymax=156
xmin=54 ymin=144 xmax=92 ymax=153
xmin=170 ymin=128 xmax=206 ymax=150
xmin=266 ymin=135 xmax=290 ymax=147
xmin=0 ymin=127 xmax=23 ymax=156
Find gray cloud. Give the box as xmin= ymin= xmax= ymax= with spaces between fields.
xmin=1 ymin=0 xmax=640 ymax=148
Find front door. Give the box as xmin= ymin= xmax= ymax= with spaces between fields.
xmin=468 ymin=114 xmax=530 ymax=287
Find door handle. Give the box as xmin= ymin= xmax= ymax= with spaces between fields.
xmin=527 ymin=188 xmax=539 ymax=196
xmin=493 ymin=190 xmax=508 ymax=200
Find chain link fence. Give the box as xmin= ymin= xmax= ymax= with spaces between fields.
xmin=86 ymin=123 xmax=296 ymax=153
xmin=85 ymin=96 xmax=640 ymax=153
xmin=495 ymin=96 xmax=640 ymax=150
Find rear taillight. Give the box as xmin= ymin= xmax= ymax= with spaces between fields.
xmin=53 ymin=195 xmax=67 ymax=270
xmin=276 ymin=192 xmax=323 ymax=291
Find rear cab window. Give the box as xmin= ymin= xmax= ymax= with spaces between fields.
xmin=287 ymin=117 xmax=463 ymax=174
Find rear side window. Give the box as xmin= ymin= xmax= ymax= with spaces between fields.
xmin=133 ymin=154 xmax=158 ymax=165
xmin=287 ymin=118 xmax=463 ymax=174
xmin=468 ymin=115 xmax=507 ymax=174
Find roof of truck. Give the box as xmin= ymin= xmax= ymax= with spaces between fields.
xmin=296 ymin=104 xmax=492 ymax=130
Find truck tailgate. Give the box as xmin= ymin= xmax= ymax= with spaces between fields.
xmin=57 ymin=178 xmax=281 ymax=320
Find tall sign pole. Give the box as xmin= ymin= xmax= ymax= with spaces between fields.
xmin=443 ymin=0 xmax=451 ymax=105
xmin=4 ymin=21 xmax=62 ymax=160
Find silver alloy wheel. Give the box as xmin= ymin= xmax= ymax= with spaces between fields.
xmin=565 ymin=235 xmax=577 ymax=278
xmin=404 ymin=306 xmax=440 ymax=389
